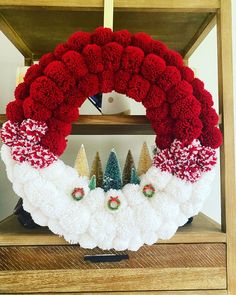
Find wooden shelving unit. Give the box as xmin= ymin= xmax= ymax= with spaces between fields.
xmin=0 ymin=0 xmax=235 ymax=294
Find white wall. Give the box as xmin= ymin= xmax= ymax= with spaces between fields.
xmin=0 ymin=5 xmax=235 ymax=223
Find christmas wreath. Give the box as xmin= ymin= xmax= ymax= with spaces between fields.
xmin=1 ymin=27 xmax=222 ymax=251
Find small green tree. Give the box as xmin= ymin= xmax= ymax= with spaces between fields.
xmin=103 ymin=148 xmax=122 ymax=192
xmin=89 ymin=175 xmax=96 ymax=190
xmin=122 ymin=150 xmax=135 ymax=185
xmin=130 ymin=167 xmax=140 ymax=185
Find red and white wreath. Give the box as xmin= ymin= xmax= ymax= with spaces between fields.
xmin=1 ymin=27 xmax=222 ymax=251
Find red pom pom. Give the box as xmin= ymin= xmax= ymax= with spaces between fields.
xmin=163 ymin=50 xmax=183 ymax=68
xmin=53 ymin=104 xmax=79 ymax=123
xmin=171 ymin=96 xmax=201 ymax=120
xmin=6 ymin=100 xmax=25 ymax=122
xmin=155 ymin=134 xmax=174 ymax=150
xmin=63 ymin=88 xmax=86 ymax=107
xmin=98 ymin=70 xmax=114 ymax=93
xmin=91 ymin=27 xmax=113 ymax=46
xmin=39 ymin=53 xmax=55 ymax=69
xmin=78 ymin=73 xmax=99 ymax=97
xmin=62 ymin=50 xmax=88 ymax=79
xmin=195 ymin=88 xmax=214 ymax=107
xmin=41 ymin=131 xmax=67 ymax=156
xmin=132 ymin=32 xmax=153 ymax=54
xmin=67 ymin=31 xmax=91 ymax=52
xmin=157 ymin=66 xmax=181 ymax=92
xmin=121 ymin=46 xmax=144 ymax=74
xmin=153 ymin=119 xmax=174 ymax=136
xmin=180 ymin=66 xmax=194 ymax=82
xmin=151 ymin=40 xmax=168 ymax=57
xmin=23 ymin=97 xmax=52 ymax=121
xmin=192 ymin=78 xmax=204 ymax=93
xmin=30 ymin=76 xmax=64 ymax=110
xmin=141 ymin=54 xmax=166 ymax=82
xmin=200 ymin=127 xmax=222 ymax=148
xmin=127 ymin=74 xmax=150 ymax=102
xmin=102 ymin=42 xmax=123 ymax=71
xmin=167 ymin=80 xmax=193 ymax=104
xmin=14 ymin=82 xmax=29 ymax=100
xmin=24 ymin=64 xmax=42 ymax=84
xmin=44 ymin=61 xmax=76 ymax=94
xmin=47 ymin=117 xmax=72 ymax=137
xmin=146 ymin=102 xmax=169 ymax=122
xmin=114 ymin=70 xmax=131 ymax=94
xmin=201 ymin=107 xmax=219 ymax=128
xmin=113 ymin=29 xmax=131 ymax=47
xmin=174 ymin=117 xmax=203 ymax=144
xmin=142 ymin=85 xmax=166 ymax=109
xmin=54 ymin=43 xmax=69 ymax=59
xmin=82 ymin=44 xmax=104 ymax=73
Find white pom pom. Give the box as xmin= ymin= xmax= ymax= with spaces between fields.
xmin=145 ymin=166 xmax=172 ymax=190
xmin=13 ymin=182 xmax=24 ymax=197
xmin=142 ymin=231 xmax=157 ymax=245
xmin=128 ymin=234 xmax=143 ymax=251
xmin=55 ymin=166 xmax=80 ymax=191
xmin=181 ymin=201 xmax=195 ymax=217
xmin=175 ymin=212 xmax=188 ymax=227
xmin=83 ymin=187 xmax=105 ymax=213
xmin=158 ymin=221 xmax=178 ymax=240
xmin=13 ymin=162 xmax=39 ymax=184
xmin=122 ymin=184 xmax=144 ymax=207
xmin=113 ymin=238 xmax=129 ymax=251
xmin=165 ymin=176 xmax=192 ymax=203
xmin=40 ymin=159 xmax=65 ymax=180
xmin=105 ymin=189 xmax=127 ymax=213
xmin=48 ymin=219 xmax=64 ymax=236
xmin=63 ymin=232 xmax=80 ymax=244
xmin=22 ymin=198 xmax=35 ymax=213
xmin=135 ymin=203 xmax=161 ymax=233
xmin=151 ymin=192 xmax=179 ymax=220
xmin=78 ymin=233 xmax=97 ymax=249
xmin=31 ymin=209 xmax=48 ymax=227
xmin=115 ymin=208 xmax=136 ymax=241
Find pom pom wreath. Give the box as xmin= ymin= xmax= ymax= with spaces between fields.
xmin=92 ymin=27 xmax=113 ymax=46
xmin=41 ymin=131 xmax=67 ymax=156
xmin=174 ymin=117 xmax=203 ymax=144
xmin=44 ymin=61 xmax=76 ymax=94
xmin=164 ymin=50 xmax=183 ymax=68
xmin=180 ymin=66 xmax=194 ymax=82
xmin=113 ymin=29 xmax=132 ymax=47
xmin=23 ymin=97 xmax=52 ymax=121
xmin=153 ymin=139 xmax=217 ymax=182
xmin=146 ymin=103 xmax=170 ymax=123
xmin=141 ymin=54 xmax=166 ymax=82
xmin=54 ymin=43 xmax=69 ymax=59
xmin=121 ymin=46 xmax=144 ymax=74
xmin=157 ymin=66 xmax=181 ymax=92
xmin=78 ymin=73 xmax=99 ymax=97
xmin=62 ymin=50 xmax=88 ymax=80
xmin=6 ymin=100 xmax=25 ymax=122
xmin=39 ymin=52 xmax=55 ymax=69
xmin=53 ymin=104 xmax=79 ymax=123
xmin=47 ymin=118 xmax=72 ymax=137
xmin=142 ymin=85 xmax=166 ymax=109
xmin=167 ymin=80 xmax=193 ymax=104
xmin=30 ymin=76 xmax=64 ymax=110
xmin=152 ymin=40 xmax=168 ymax=57
xmin=200 ymin=127 xmax=222 ymax=149
xmin=127 ymin=75 xmax=150 ymax=102
xmin=14 ymin=82 xmax=29 ymax=100
xmin=102 ymin=42 xmax=123 ymax=71
xmin=132 ymin=32 xmax=153 ymax=54
xmin=171 ymin=95 xmax=201 ymax=120
xmin=82 ymin=44 xmax=104 ymax=73
xmin=114 ymin=70 xmax=131 ymax=94
xmin=24 ymin=64 xmax=42 ymax=84
xmin=67 ymin=31 xmax=91 ymax=52
xmin=98 ymin=70 xmax=114 ymax=93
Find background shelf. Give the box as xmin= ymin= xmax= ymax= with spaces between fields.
xmin=0 ymin=213 xmax=226 ymax=246
xmin=0 ymin=114 xmax=155 ymax=135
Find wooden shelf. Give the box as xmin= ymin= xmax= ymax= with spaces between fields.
xmin=0 ymin=114 xmax=154 ymax=135
xmin=0 ymin=213 xmax=226 ymax=246
xmin=0 ymin=0 xmax=217 ymax=59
